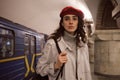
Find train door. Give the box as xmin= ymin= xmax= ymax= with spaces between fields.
xmin=24 ymin=34 xmax=35 ymax=78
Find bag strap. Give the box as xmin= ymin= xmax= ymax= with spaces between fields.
xmin=53 ymin=38 xmax=61 ymax=54
xmin=53 ymin=38 xmax=64 ymax=80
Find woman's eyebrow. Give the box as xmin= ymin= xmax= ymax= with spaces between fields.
xmin=72 ymin=15 xmax=78 ymax=17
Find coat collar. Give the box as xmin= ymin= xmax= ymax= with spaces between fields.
xmin=58 ymin=37 xmax=73 ymax=51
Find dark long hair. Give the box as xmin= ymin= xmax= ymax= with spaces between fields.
xmin=49 ymin=16 xmax=87 ymax=46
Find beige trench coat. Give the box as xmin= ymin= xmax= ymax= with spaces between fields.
xmin=36 ymin=37 xmax=92 ymax=80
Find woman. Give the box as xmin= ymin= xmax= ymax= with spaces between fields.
xmin=36 ymin=6 xmax=92 ymax=80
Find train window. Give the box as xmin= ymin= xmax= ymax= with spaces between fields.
xmin=24 ymin=35 xmax=30 ymax=55
xmin=24 ymin=34 xmax=35 ymax=55
xmin=0 ymin=27 xmax=14 ymax=58
xmin=30 ymin=36 xmax=35 ymax=54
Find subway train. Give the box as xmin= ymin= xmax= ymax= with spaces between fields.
xmin=0 ymin=17 xmax=47 ymax=80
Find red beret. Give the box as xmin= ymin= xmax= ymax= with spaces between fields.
xmin=60 ymin=6 xmax=84 ymax=19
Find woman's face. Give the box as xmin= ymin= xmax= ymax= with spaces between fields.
xmin=62 ymin=14 xmax=78 ymax=35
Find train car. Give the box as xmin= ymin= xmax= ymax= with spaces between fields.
xmin=0 ymin=17 xmax=47 ymax=80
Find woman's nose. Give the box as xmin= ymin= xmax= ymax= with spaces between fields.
xmin=69 ymin=19 xmax=73 ymax=24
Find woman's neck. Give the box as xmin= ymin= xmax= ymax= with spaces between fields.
xmin=63 ymin=31 xmax=76 ymax=43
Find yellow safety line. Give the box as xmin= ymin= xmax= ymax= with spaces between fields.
xmin=31 ymin=53 xmax=42 ymax=72
xmin=0 ymin=56 xmax=25 ymax=63
xmin=31 ymin=54 xmax=35 ymax=72
xmin=24 ymin=55 xmax=30 ymax=77
xmin=36 ymin=53 xmax=42 ymax=56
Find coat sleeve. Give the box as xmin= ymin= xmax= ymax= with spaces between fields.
xmin=85 ymin=43 xmax=89 ymax=61
xmin=84 ymin=43 xmax=92 ymax=80
xmin=36 ymin=39 xmax=59 ymax=76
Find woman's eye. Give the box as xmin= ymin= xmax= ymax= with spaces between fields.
xmin=73 ymin=17 xmax=78 ymax=20
xmin=64 ymin=17 xmax=69 ymax=21
xmin=63 ymin=16 xmax=78 ymax=21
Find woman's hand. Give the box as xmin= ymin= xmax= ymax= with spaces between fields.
xmin=54 ymin=52 xmax=67 ymax=69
